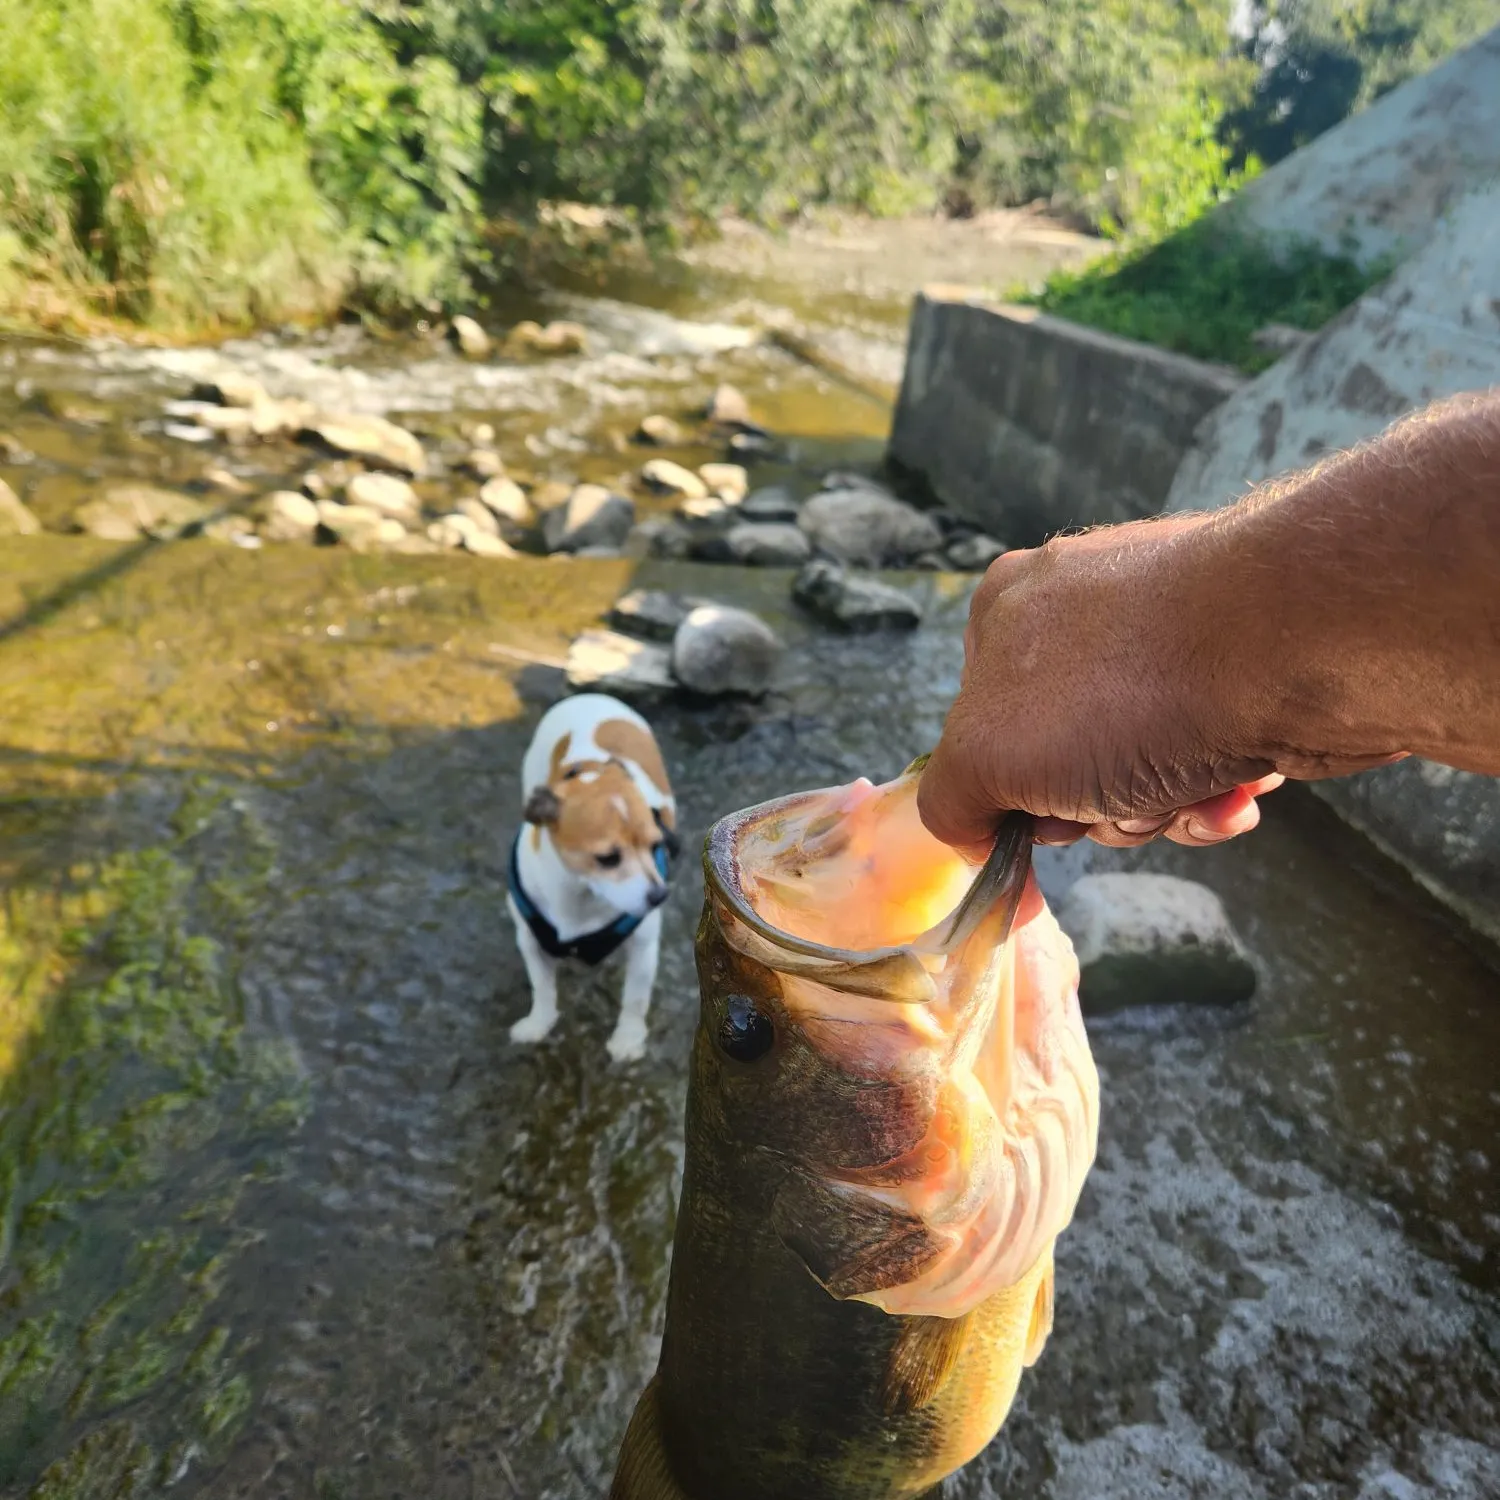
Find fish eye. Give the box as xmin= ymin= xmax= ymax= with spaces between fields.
xmin=718 ymin=993 xmax=774 ymax=1063
xmin=596 ymin=848 xmax=622 ymax=869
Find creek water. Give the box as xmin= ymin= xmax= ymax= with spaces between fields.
xmin=0 ymin=217 xmax=1497 ymax=1500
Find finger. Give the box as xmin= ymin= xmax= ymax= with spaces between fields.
xmin=1032 ymin=816 xmax=1090 ymax=846
xmin=1238 ymin=773 xmax=1285 ymax=798
xmin=1164 ymin=785 xmax=1262 ymax=845
xmin=916 ymin=725 xmax=1005 ymax=854
xmin=1087 ymin=818 xmax=1175 ymax=849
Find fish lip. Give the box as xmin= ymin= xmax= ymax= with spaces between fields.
xmin=703 ymin=789 xmax=922 ymax=970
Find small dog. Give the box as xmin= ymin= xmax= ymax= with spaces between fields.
xmin=507 ymin=693 xmax=679 ymax=1062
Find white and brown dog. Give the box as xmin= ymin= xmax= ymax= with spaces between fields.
xmin=507 ymin=693 xmax=679 ymax=1062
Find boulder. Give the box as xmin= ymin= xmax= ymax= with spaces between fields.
xmin=253 ymin=490 xmax=320 ymax=542
xmin=0 ymin=479 xmax=41 ymax=537
xmin=819 ymin=469 xmax=893 ymax=496
xmin=740 ymin=485 xmax=800 ymax=523
xmin=505 ymin=320 xmax=589 ymax=357
xmin=671 ymin=605 xmax=781 ymax=698
xmin=71 ymin=485 xmax=209 ymax=541
xmin=463 ymin=448 xmax=506 ymax=480
xmin=798 ymin=488 xmax=942 ymax=568
xmin=608 ymin=589 xmax=707 ymax=643
xmin=315 ymin=500 xmax=399 ymax=548
xmin=634 ymin=414 xmax=684 ymax=446
xmin=192 ymin=372 xmax=269 ymax=409
xmin=946 ymin=533 xmax=1007 ymax=571
xmin=451 ymin=315 xmax=492 ymax=360
xmin=704 ymin=383 xmax=752 ymax=428
xmin=1054 ymin=873 xmax=1257 ymax=1014
xmin=427 ymin=514 xmax=480 ymax=551
xmin=528 ymin=480 xmax=574 ymax=514
xmin=303 ymin=414 xmax=426 ymax=475
xmin=724 ymin=522 xmax=811 ymax=567
xmin=456 ymin=498 xmax=501 ymax=537
xmin=792 ymin=559 xmax=921 ymax=632
xmin=543 ymin=484 xmax=635 ymax=553
xmin=250 ymin=398 xmax=317 ymax=440
xmin=566 ymin=629 xmax=676 ymax=701
xmin=642 ymin=459 xmax=708 ymax=500
xmin=345 ymin=472 xmax=420 ymax=522
xmin=464 ymin=531 xmax=517 ymax=558
xmin=699 ymin=462 xmax=749 ymax=503
xmin=477 ymin=477 xmax=532 ymax=528
xmin=626 ymin=518 xmax=692 ymax=560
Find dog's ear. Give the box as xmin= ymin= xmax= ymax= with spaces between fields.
xmin=524 ymin=785 xmax=562 ymax=826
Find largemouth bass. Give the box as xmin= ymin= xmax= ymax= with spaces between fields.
xmin=611 ymin=765 xmax=1099 ymax=1500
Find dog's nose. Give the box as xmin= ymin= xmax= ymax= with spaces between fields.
xmin=647 ymin=884 xmax=669 ymax=909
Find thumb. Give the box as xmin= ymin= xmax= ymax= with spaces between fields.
xmin=916 ymin=731 xmax=1004 ymax=864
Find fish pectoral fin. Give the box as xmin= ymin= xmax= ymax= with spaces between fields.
xmin=771 ymin=1171 xmax=945 ymax=1302
xmin=881 ymin=1311 xmax=973 ymax=1417
xmin=609 ymin=1378 xmax=695 ymax=1500
xmin=1022 ymin=1255 xmax=1054 ymax=1369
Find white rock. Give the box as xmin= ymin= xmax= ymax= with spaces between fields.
xmin=1053 ymin=873 xmax=1257 ymax=1013
xmin=671 ymin=605 xmax=781 ymax=697
xmin=346 ymin=471 xmax=420 ymax=520
xmin=543 ymin=484 xmax=635 ymax=553
xmin=451 ymin=315 xmax=492 ymax=359
xmin=565 ymin=629 xmax=676 ymax=700
xmin=254 ymin=490 xmax=320 ymax=542
xmin=704 ymin=383 xmax=752 ymax=427
xmin=306 ymin=414 xmax=426 ymax=475
xmin=427 ymin=513 xmax=483 ymax=550
xmin=192 ymin=372 xmax=269 ymax=408
xmin=635 ymin=414 xmax=684 ymax=446
xmin=699 ymin=462 xmax=748 ymax=503
xmin=456 ymin=498 xmax=500 ymax=536
xmin=0 ymin=479 xmax=40 ymax=536
xmin=642 ymin=458 xmax=708 ymax=500
xmin=463 ymin=448 xmax=506 ymax=480
xmin=464 ymin=531 xmax=517 ymax=558
xmin=478 ymin=476 xmax=532 ymax=527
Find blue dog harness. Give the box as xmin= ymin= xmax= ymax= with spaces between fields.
xmin=508 ymin=831 xmax=672 ymax=967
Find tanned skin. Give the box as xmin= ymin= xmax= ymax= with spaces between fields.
xmin=918 ymin=389 xmax=1500 ymax=857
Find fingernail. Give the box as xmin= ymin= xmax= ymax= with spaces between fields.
xmin=1116 ymin=816 xmax=1167 ymax=836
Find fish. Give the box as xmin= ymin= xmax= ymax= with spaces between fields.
xmin=610 ymin=762 xmax=1100 ymax=1500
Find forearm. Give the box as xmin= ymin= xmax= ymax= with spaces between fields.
xmin=1201 ymin=390 xmax=1500 ymax=777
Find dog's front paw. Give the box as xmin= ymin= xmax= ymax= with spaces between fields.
xmin=606 ymin=1018 xmax=648 ymax=1064
xmin=510 ymin=1012 xmax=558 ymax=1045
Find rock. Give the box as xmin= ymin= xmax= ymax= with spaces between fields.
xmin=671 ymin=605 xmax=781 ymax=698
xmin=792 ymin=559 xmax=922 ymax=632
xmin=504 ymin=320 xmax=589 ymax=357
xmin=798 ymin=488 xmax=943 ymax=568
xmin=303 ymin=414 xmax=425 ymax=475
xmin=253 ymin=490 xmax=320 ymax=542
xmin=724 ymin=522 xmax=811 ymax=567
xmin=946 ymin=533 xmax=1007 ymax=571
xmin=641 ymin=459 xmax=708 ymax=500
xmin=699 ymin=462 xmax=749 ymax=503
xmin=0 ymin=433 xmax=35 ymax=463
xmin=679 ymin=495 xmax=733 ymax=525
xmin=0 ymin=479 xmax=41 ymax=537
xmin=300 ymin=463 xmax=356 ymax=502
xmin=477 ymin=477 xmax=532 ymax=528
xmin=463 ymin=531 xmax=517 ymax=558
xmin=451 ymin=315 xmax=492 ymax=360
xmin=192 ymin=372 xmax=269 ymax=408
xmin=607 ymin=589 xmax=706 ymax=643
xmin=468 ymin=422 xmax=496 ymax=447
xmin=387 ymin=534 xmax=441 ymax=555
xmin=728 ymin=430 xmax=779 ymax=460
xmin=627 ymin=518 xmax=692 ymax=560
xmin=1251 ymin=323 xmax=1312 ymax=357
xmin=819 ymin=470 xmax=893 ymax=495
xmin=634 ymin=414 xmax=684 ymax=446
xmin=71 ymin=485 xmax=208 ymax=541
xmin=163 ymin=422 xmax=215 ymax=445
xmin=543 ymin=484 xmax=635 ymax=553
xmin=250 ymin=397 xmax=317 ymax=440
xmin=463 ymin=448 xmax=506 ymax=480
xmin=574 ymin=544 xmax=622 ymax=558
xmin=704 ymin=383 xmax=752 ymax=427
xmin=913 ymin=552 xmax=948 ymax=571
xmin=740 ymin=485 xmax=800 ymax=523
xmin=315 ymin=500 xmax=401 ymax=548
xmin=1054 ymin=873 xmax=1258 ymax=1014
xmin=345 ymin=472 xmax=420 ymax=522
xmin=193 ymin=405 xmax=257 ymax=440
xmin=456 ymin=498 xmax=501 ymax=537
xmin=565 ymin=629 xmax=676 ymax=701
xmin=35 ymin=390 xmax=112 ymax=425
xmin=202 ymin=515 xmax=260 ymax=547
xmin=529 ymin=480 xmax=573 ymax=514
xmin=201 ymin=466 xmax=252 ymax=496
xmin=427 ymin=514 xmax=480 ymax=551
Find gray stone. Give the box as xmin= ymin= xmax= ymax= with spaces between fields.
xmin=798 ymin=488 xmax=942 ymax=567
xmin=543 ymin=484 xmax=635 ymax=553
xmin=700 ymin=463 xmax=748 ymax=503
xmin=191 ymin=372 xmax=269 ymax=408
xmin=607 ymin=589 xmax=707 ymax=643
xmin=635 ymin=414 xmax=684 ymax=446
xmin=641 ymin=459 xmax=708 ymax=500
xmin=729 ymin=430 xmax=778 ymax=460
xmin=670 ymin=605 xmax=781 ymax=698
xmin=477 ymin=477 xmax=532 ymax=528
xmin=791 ymin=558 xmax=922 ymax=632
xmin=740 ymin=485 xmax=800 ymax=523
xmin=1054 ymin=873 xmax=1257 ymax=1014
xmin=303 ymin=414 xmax=426 ymax=475
xmin=627 ymin=518 xmax=692 ymax=560
xmin=0 ymin=479 xmax=41 ymax=537
xmin=254 ymin=490 xmax=320 ymax=542
xmin=946 ymin=533 xmax=1007 ymax=571
xmin=1251 ymin=323 xmax=1312 ymax=357
xmin=724 ymin=522 xmax=811 ymax=567
xmin=345 ymin=472 xmax=420 ymax=521
xmin=704 ymin=383 xmax=752 ymax=427
xmin=565 ymin=629 xmax=675 ymax=700
xmin=72 ymin=485 xmax=209 ymax=541
xmin=819 ymin=470 xmax=892 ymax=495
xmin=451 ymin=315 xmax=492 ymax=360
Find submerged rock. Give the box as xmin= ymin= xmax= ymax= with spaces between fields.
xmin=792 ymin=558 xmax=922 ymax=632
xmin=642 ymin=459 xmax=708 ymax=500
xmin=566 ymin=629 xmax=676 ymax=700
xmin=635 ymin=414 xmax=684 ymax=446
xmin=724 ymin=522 xmax=811 ymax=567
xmin=1054 ymin=873 xmax=1258 ymax=1014
xmin=798 ymin=488 xmax=943 ymax=568
xmin=728 ymin=430 xmax=779 ymax=461
xmin=303 ymin=414 xmax=426 ymax=476
xmin=946 ymin=532 xmax=1007 ymax=571
xmin=345 ymin=472 xmax=420 ymax=522
xmin=671 ymin=604 xmax=781 ymax=698
xmin=451 ymin=315 xmax=493 ymax=360
xmin=253 ymin=490 xmax=320 ymax=542
xmin=700 ymin=462 xmax=749 ymax=503
xmin=0 ymin=479 xmax=41 ymax=537
xmin=543 ymin=484 xmax=635 ymax=553
xmin=71 ymin=485 xmax=208 ymax=541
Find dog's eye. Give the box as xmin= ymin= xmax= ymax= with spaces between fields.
xmin=595 ymin=849 xmax=622 ymax=869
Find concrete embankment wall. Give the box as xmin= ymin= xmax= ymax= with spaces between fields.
xmin=887 ymin=293 xmax=1243 ymax=545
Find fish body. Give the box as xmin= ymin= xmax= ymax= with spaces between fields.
xmin=612 ymin=771 xmax=1098 ymax=1499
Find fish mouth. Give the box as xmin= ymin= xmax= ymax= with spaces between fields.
xmin=704 ymin=772 xmax=1099 ymax=1320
